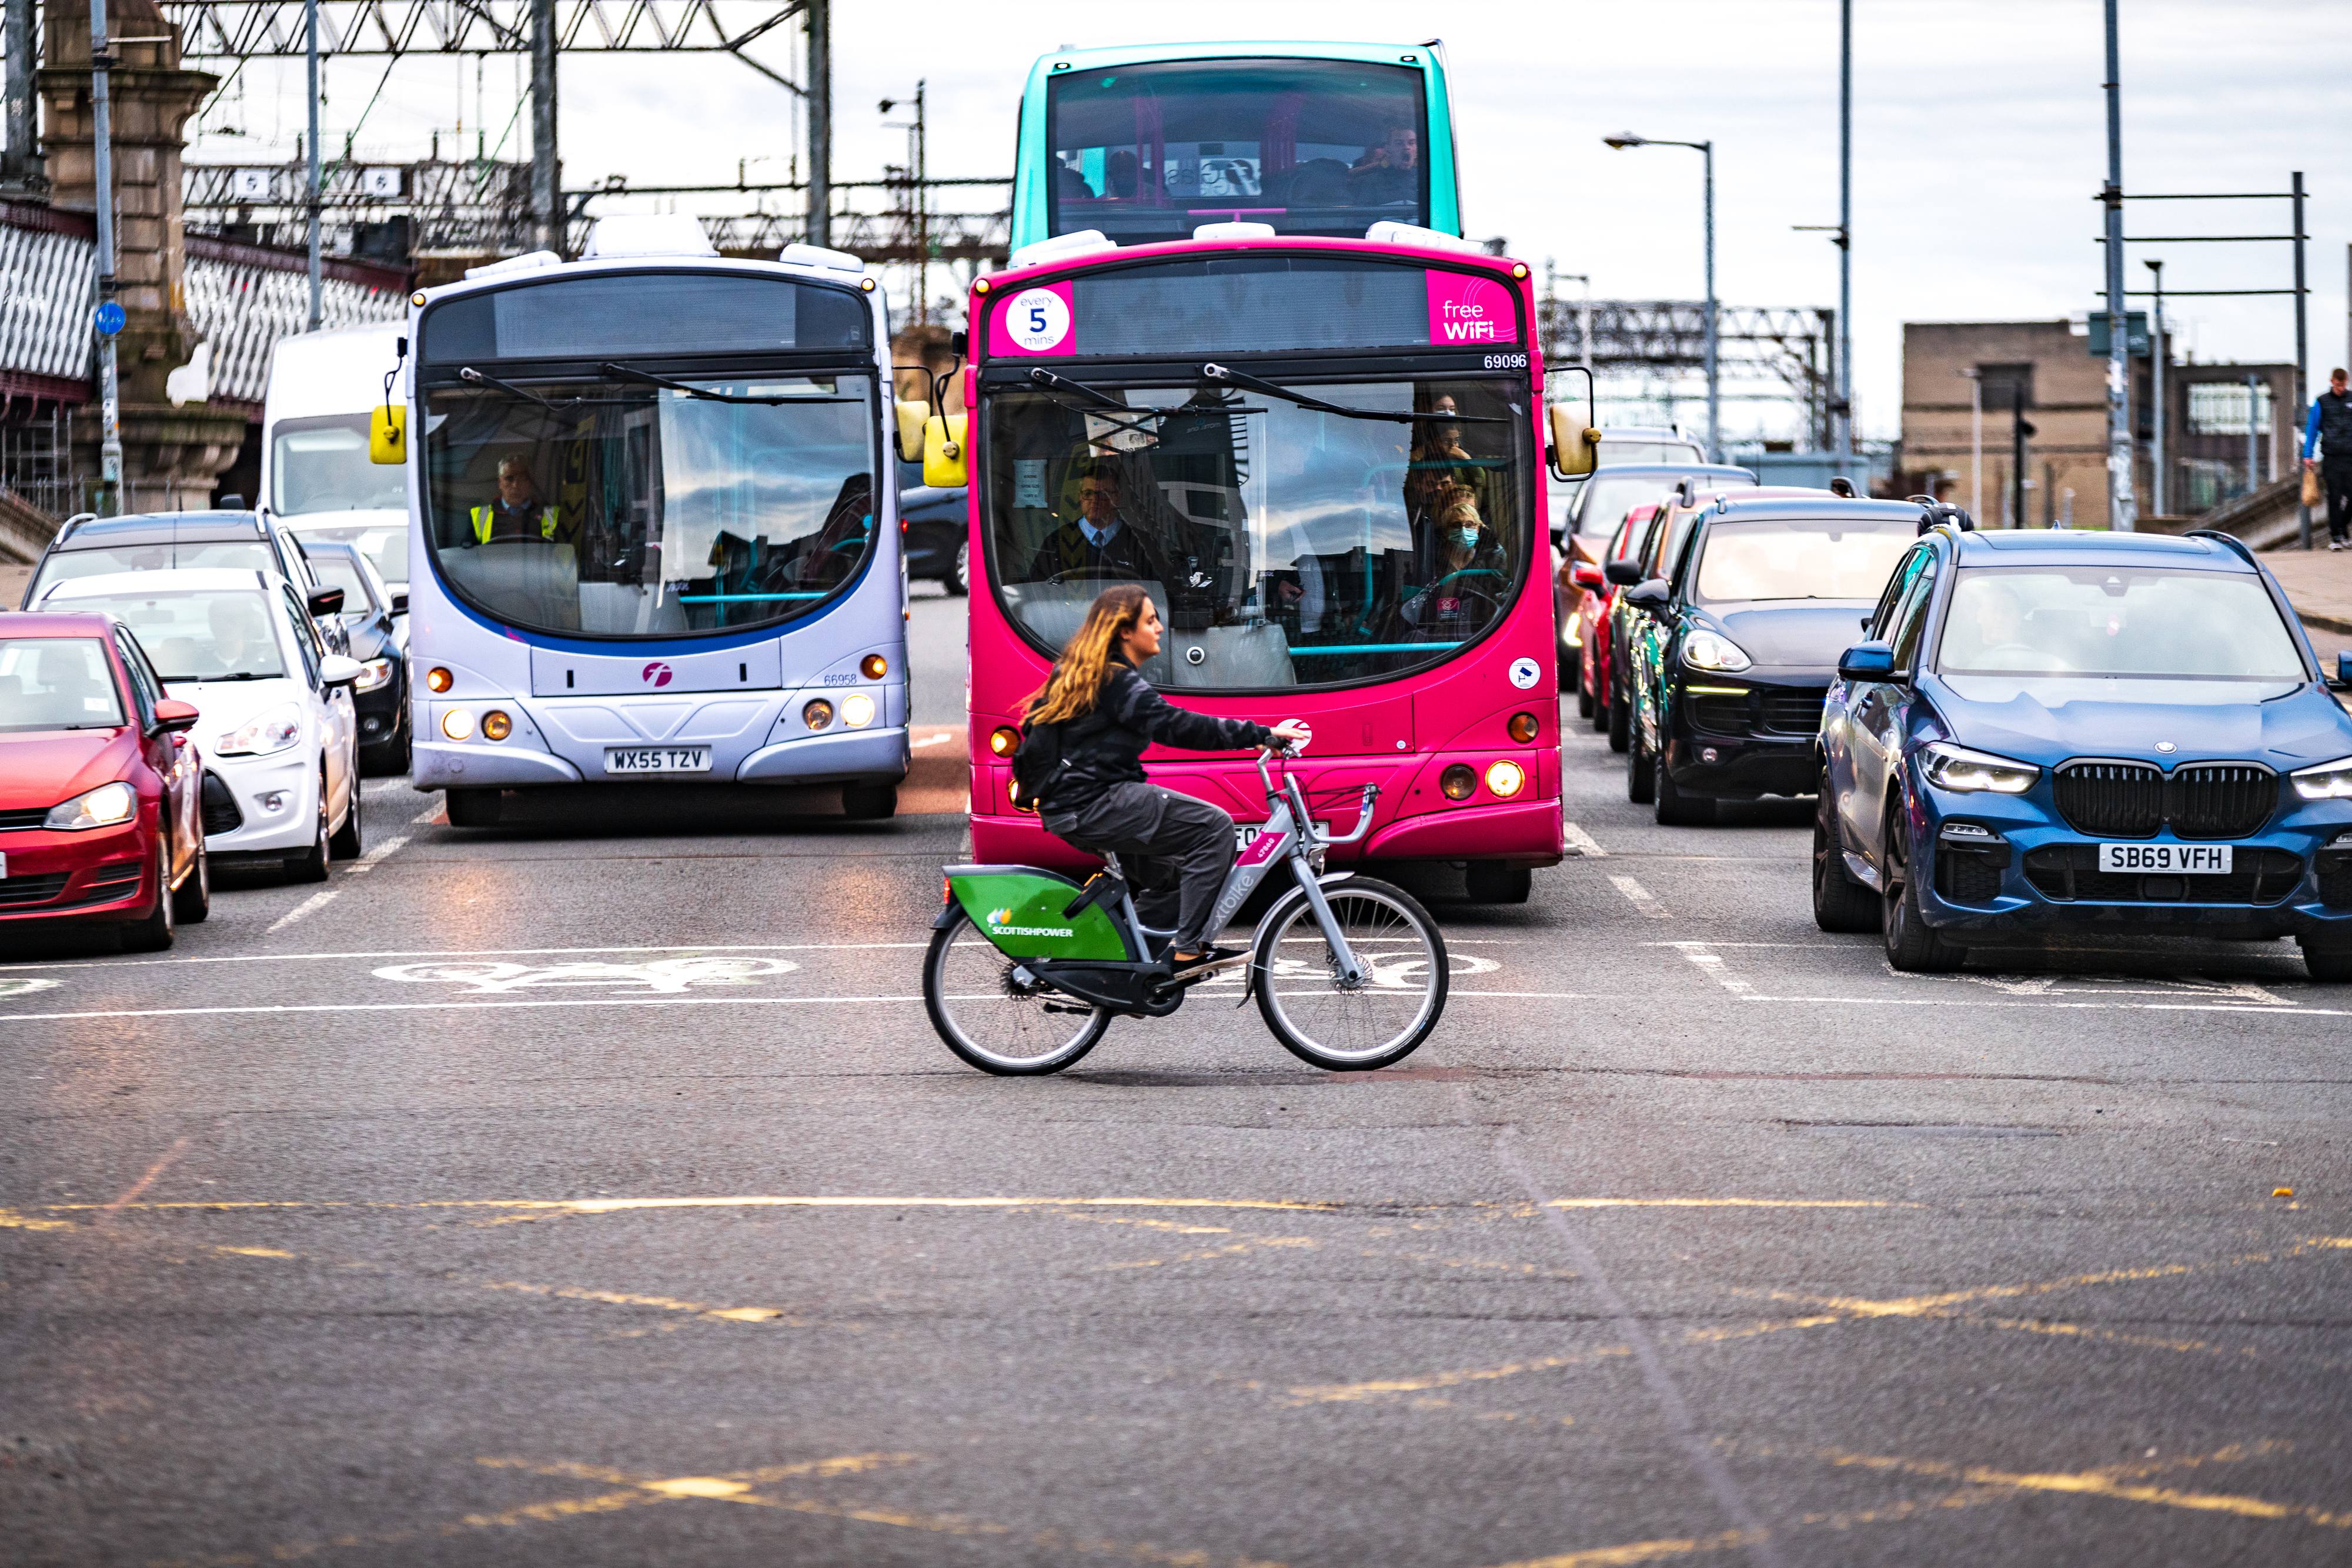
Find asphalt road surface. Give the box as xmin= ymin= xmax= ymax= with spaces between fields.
xmin=5 ymin=588 xmax=2350 ymax=1567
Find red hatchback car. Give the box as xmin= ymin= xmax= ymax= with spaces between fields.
xmin=1 ymin=612 xmax=208 ymax=950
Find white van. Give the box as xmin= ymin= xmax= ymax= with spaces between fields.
xmin=260 ymin=322 xmax=412 ymax=597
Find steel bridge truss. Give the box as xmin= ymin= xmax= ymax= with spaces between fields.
xmin=1538 ymin=297 xmax=1839 ymax=445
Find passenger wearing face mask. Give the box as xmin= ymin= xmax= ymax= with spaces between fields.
xmin=1399 ymin=487 xmax=1506 ymax=634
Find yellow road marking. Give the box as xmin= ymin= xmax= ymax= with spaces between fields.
xmin=1284 ymin=1349 xmax=1631 ymax=1406
xmin=1481 ymin=1527 xmax=1765 ymax=1567
xmin=1544 ymin=1199 xmax=1912 ymax=1211
xmin=1810 ymin=1445 xmax=2351 ymax=1527
xmin=0 ymin=1208 xmax=73 ymax=1231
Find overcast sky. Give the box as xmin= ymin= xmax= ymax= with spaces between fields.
xmin=189 ymin=0 xmax=2351 ymax=443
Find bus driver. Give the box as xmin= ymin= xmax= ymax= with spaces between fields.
xmin=470 ymin=456 xmax=567 ymax=545
xmin=1027 ymin=466 xmax=1170 ymax=585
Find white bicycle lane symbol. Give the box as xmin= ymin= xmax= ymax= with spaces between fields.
xmin=1251 ymin=948 xmax=1499 ymax=991
xmin=372 ymin=955 xmax=800 ymax=995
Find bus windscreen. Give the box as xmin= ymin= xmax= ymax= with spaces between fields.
xmin=1046 ymin=58 xmax=1428 ymax=244
xmin=984 ymin=377 xmax=1527 ymax=689
xmin=422 ymin=375 xmax=876 ymax=639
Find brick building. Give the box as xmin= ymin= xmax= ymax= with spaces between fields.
xmin=1899 ymin=320 xmax=2298 ymax=527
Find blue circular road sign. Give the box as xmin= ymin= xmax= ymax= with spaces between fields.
xmin=93 ymin=301 xmax=126 ymax=336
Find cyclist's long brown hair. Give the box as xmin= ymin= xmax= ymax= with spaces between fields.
xmin=1025 ymin=584 xmax=1148 ymax=726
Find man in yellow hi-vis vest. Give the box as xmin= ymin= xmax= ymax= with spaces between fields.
xmin=470 ymin=457 xmax=565 ymax=544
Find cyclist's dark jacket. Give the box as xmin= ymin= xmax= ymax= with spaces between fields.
xmin=1035 ymin=652 xmax=1274 ymax=816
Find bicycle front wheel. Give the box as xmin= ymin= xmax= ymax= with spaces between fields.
xmin=923 ymin=908 xmax=1111 ymax=1075
xmin=1252 ymin=877 xmax=1448 ymax=1071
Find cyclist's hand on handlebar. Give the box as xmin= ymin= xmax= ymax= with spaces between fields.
xmin=1269 ymin=721 xmax=1312 ymax=754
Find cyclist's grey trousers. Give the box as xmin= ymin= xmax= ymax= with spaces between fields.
xmin=1043 ymin=782 xmax=1236 ymax=955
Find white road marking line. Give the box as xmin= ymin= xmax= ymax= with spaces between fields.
xmin=265 ymin=890 xmax=340 ymax=934
xmin=0 ymin=941 xmax=936 ymax=972
xmin=342 ymin=832 xmax=412 ymax=876
xmin=1562 ymin=821 xmax=1607 ymax=857
xmin=910 ymin=733 xmax=956 ymax=748
xmin=412 ymin=802 xmax=444 ymax=824
xmin=1608 ymin=874 xmax=1671 ymax=918
xmin=1671 ymin=942 xmax=1753 ymax=997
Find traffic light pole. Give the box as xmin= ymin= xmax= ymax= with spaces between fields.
xmin=91 ymin=0 xmax=122 ymax=514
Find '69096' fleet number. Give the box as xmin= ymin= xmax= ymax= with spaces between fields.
xmin=1483 ymin=353 xmax=1529 ymax=370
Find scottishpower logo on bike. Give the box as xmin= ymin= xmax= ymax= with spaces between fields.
xmin=988 ymin=908 xmax=1073 ymax=938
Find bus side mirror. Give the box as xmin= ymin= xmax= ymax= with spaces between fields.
xmin=1548 ymin=404 xmax=1600 ymax=478
xmin=923 ymin=413 xmax=968 ymax=489
xmin=369 ymin=404 xmax=406 ymax=464
xmin=894 ymin=400 xmax=929 ymax=464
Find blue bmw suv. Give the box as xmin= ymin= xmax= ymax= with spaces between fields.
xmin=1815 ymin=525 xmax=2352 ymax=978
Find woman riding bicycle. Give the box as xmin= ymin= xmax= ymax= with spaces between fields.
xmin=1026 ymin=584 xmax=1309 ymax=974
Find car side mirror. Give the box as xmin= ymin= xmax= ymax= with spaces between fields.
xmin=1570 ymin=562 xmax=1605 ymax=591
xmin=390 ymin=592 xmax=409 ymax=615
xmin=1603 ymin=558 xmax=1645 ymax=587
xmin=1622 ymin=578 xmax=1671 ymax=610
xmin=307 ymin=586 xmax=346 ymax=617
xmin=1839 ymin=641 xmax=1897 ymax=681
xmin=318 ymin=654 xmax=364 ymax=688
xmin=151 ymin=697 xmax=200 ymax=735
xmin=1860 ymin=614 xmax=1873 ymax=632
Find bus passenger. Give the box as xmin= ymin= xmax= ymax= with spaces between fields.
xmin=1399 ymin=487 xmax=1507 ymax=635
xmin=469 ymin=457 xmax=566 ymax=545
xmin=1027 ymin=467 xmax=1171 ymax=585
xmin=1027 ymin=584 xmax=1309 ymax=972
xmin=1349 ymin=122 xmax=1419 ymax=205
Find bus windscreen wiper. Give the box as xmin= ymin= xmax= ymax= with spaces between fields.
xmin=1023 ymin=369 xmax=1261 ymax=430
xmin=599 ymin=363 xmax=863 ymax=406
xmin=458 ymin=367 xmax=572 ymax=408
xmin=1198 ymin=362 xmax=1509 ymax=424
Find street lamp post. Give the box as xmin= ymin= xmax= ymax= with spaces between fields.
xmin=2100 ymin=0 xmax=2136 ymax=530
xmin=1957 ymin=367 xmax=1983 ymax=522
xmin=2145 ymin=258 xmax=2165 ymax=516
xmin=1606 ymin=132 xmax=1715 ymax=462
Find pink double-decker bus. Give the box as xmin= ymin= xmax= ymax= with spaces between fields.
xmin=951 ymin=229 xmax=1578 ymax=903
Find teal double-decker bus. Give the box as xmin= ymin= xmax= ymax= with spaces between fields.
xmin=1009 ymin=41 xmax=1465 ymax=253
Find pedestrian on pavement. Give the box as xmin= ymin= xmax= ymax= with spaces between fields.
xmin=2304 ymin=367 xmax=2352 ymax=551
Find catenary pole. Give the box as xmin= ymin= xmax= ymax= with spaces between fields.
xmin=804 ymin=0 xmax=828 ymax=247
xmin=2293 ymin=171 xmax=2309 ymax=547
xmin=2101 ymin=0 xmax=2135 ymax=530
xmin=1703 ymin=138 xmax=1717 ymax=464
xmin=2146 ymin=259 xmax=2164 ymax=516
xmin=3 ymin=0 xmax=35 ymax=188
xmin=305 ymin=0 xmax=322 ymax=328
xmin=1836 ymin=0 xmax=1852 ymax=466
xmin=530 ymin=0 xmax=559 ymax=254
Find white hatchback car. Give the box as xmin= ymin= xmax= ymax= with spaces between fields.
xmin=38 ymin=568 xmax=365 ymax=880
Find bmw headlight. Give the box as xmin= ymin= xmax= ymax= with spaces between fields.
xmin=2291 ymin=755 xmax=2352 ymax=801
xmin=215 ymin=702 xmax=305 ymax=757
xmin=1682 ymin=630 xmax=1752 ymax=672
xmin=45 ymin=780 xmax=138 ymax=830
xmin=1922 ymin=741 xmax=2039 ymax=794
xmin=354 ymin=657 xmax=396 ymax=692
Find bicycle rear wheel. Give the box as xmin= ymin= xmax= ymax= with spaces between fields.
xmin=923 ymin=908 xmax=1111 ymax=1075
xmin=1252 ymin=877 xmax=1447 ymax=1071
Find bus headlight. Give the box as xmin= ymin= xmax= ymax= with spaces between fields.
xmin=1485 ymin=760 xmax=1526 ymax=798
xmin=442 ymin=708 xmax=475 ymax=741
xmin=841 ymin=694 xmax=874 ymax=728
xmin=480 ymin=710 xmax=512 ymax=741
xmin=1439 ymin=764 xmax=1477 ymax=801
xmin=803 ymin=698 xmax=833 ymax=730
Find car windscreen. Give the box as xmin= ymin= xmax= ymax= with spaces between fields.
xmin=304 ymin=551 xmax=374 ymax=611
xmin=35 ymin=539 xmax=274 ymax=599
xmin=52 ymin=590 xmax=288 ymax=682
xmin=1693 ymin=516 xmax=1917 ymax=604
xmin=984 ymin=376 xmax=1528 ymax=690
xmin=272 ymin=413 xmax=409 ymax=515
xmin=0 ymin=638 xmax=126 ymax=731
xmin=1596 ymin=439 xmax=1706 ymax=467
xmin=1046 ymin=58 xmax=1428 ymax=243
xmin=422 ymin=375 xmax=876 ymax=640
xmin=1576 ymin=473 xmax=1746 ymax=540
xmin=288 ymin=522 xmax=407 ymax=589
xmin=1937 ymin=566 xmax=2306 ymax=680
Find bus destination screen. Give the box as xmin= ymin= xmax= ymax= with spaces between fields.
xmin=422 ymin=274 xmax=871 ymax=364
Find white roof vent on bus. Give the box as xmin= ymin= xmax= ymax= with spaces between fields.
xmin=464 ymin=249 xmax=562 ymax=280
xmin=778 ymin=241 xmax=866 ymax=273
xmin=1007 ymin=228 xmax=1116 ymax=272
xmin=1364 ymin=220 xmax=1490 ymax=256
xmin=582 ymin=213 xmax=720 ymax=260
xmin=1192 ymin=221 xmax=1278 ymax=242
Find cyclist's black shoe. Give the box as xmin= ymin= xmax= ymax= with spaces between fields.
xmin=1167 ymin=944 xmax=1245 ymax=976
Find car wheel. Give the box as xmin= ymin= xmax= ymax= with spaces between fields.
xmin=1626 ymin=714 xmax=1656 ymax=804
xmin=1589 ymin=656 xmax=1611 ymax=731
xmin=329 ymin=777 xmax=363 ymax=859
xmin=285 ymin=782 xmax=331 ymax=882
xmin=841 ymin=783 xmax=898 ymax=820
xmin=1812 ymin=777 xmax=1877 ymax=933
xmin=1607 ymin=681 xmax=1632 ymax=754
xmin=172 ymin=835 xmax=211 ymax=925
xmin=2299 ymin=941 xmax=2352 ymax=982
xmin=445 ymin=787 xmax=502 ymax=827
xmin=1654 ymin=757 xmax=1715 ymax=825
xmin=1464 ymin=861 xmax=1532 ymax=904
xmin=1575 ymin=657 xmax=1595 ymax=716
xmin=121 ymin=837 xmax=176 ymax=952
xmin=1882 ymin=805 xmax=1965 ymax=972
xmin=948 ymin=539 xmax=970 ymax=597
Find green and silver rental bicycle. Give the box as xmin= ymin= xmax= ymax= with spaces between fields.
xmin=924 ymin=747 xmax=1448 ymax=1075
